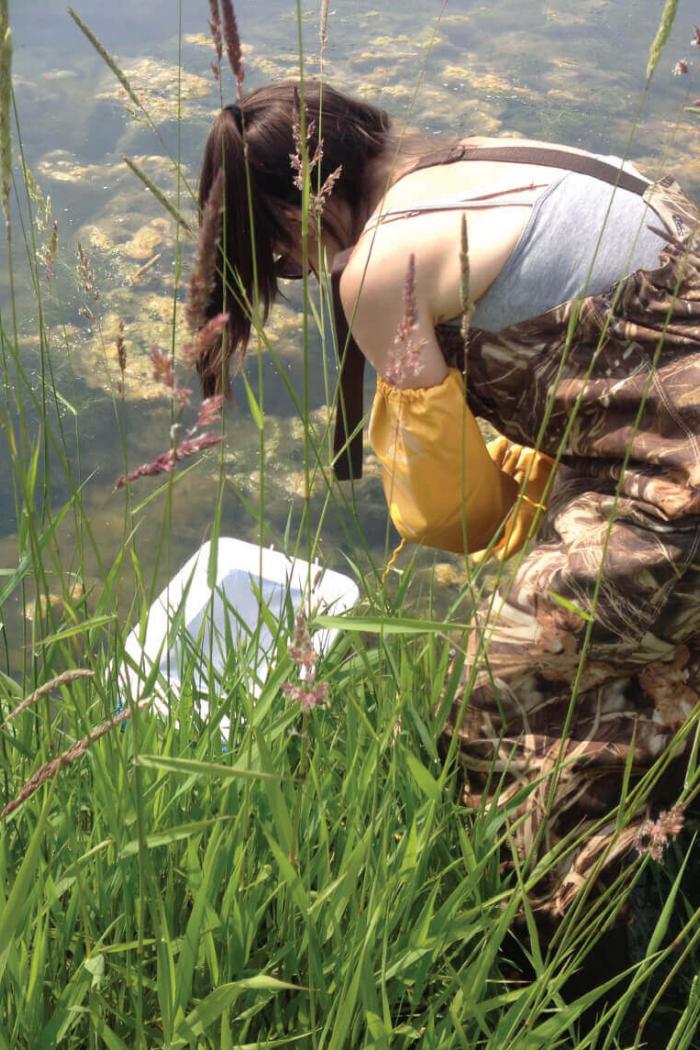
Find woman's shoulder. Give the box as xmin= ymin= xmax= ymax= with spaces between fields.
xmin=339 ymin=219 xmax=421 ymax=326
xmin=337 ymin=224 xmax=450 ymax=384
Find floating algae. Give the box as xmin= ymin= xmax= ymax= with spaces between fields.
xmin=80 ymin=225 xmax=116 ymax=253
xmin=544 ymin=0 xmax=609 ymax=22
xmin=288 ymin=404 xmax=333 ymax=443
xmin=442 ymin=63 xmax=538 ymax=100
xmin=64 ymin=295 xmax=192 ymax=402
xmin=281 ymin=471 xmax=327 ymax=499
xmin=250 ymin=51 xmax=301 ymax=81
xmin=184 ymin=32 xmax=253 ymax=56
xmin=77 ymin=213 xmax=176 ymax=284
xmin=36 ymin=150 xmax=177 ymax=195
xmin=262 ymin=303 xmax=306 ymax=357
xmin=96 ymin=56 xmax=212 ymax=124
xmin=75 ymin=163 xmax=190 ymax=254
xmin=378 ymin=83 xmax=414 ymax=101
xmin=36 ymin=150 xmax=125 ymax=185
xmin=25 ymin=581 xmax=85 ymax=623
xmin=121 ymin=217 xmax=171 ymax=261
xmin=543 ymin=7 xmax=589 ymax=27
xmin=357 ymin=451 xmax=382 ymax=482
xmin=632 ymin=118 xmax=700 ymax=184
xmin=368 ymin=33 xmax=441 ymax=50
xmin=433 ymin=561 xmax=469 ymax=588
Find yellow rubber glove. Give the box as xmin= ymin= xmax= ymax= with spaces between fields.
xmin=368 ymin=369 xmax=556 ymax=560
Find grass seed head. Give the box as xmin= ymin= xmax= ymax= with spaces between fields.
xmin=186 ymin=169 xmax=224 ymax=334
xmin=182 ymin=311 xmax=229 ymax=369
xmin=76 ymin=241 xmax=100 ymax=301
xmin=385 ymin=254 xmax=426 ymax=384
xmin=114 ymin=432 xmax=222 ymax=490
xmin=320 ymin=0 xmax=329 ymax=67
xmin=209 ymin=0 xmax=223 ymax=81
xmin=634 ymin=803 xmax=686 ymax=861
xmin=0 ymin=5 xmax=12 ymax=227
xmin=43 ymin=220 xmax=59 ymax=281
xmin=1 ymin=698 xmax=150 ymax=820
xmin=2 ymin=669 xmax=95 ymax=729
xmin=221 ymin=0 xmax=244 ymax=88
xmin=646 ymin=0 xmax=679 ymax=81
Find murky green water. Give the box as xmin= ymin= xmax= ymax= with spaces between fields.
xmin=2 ymin=0 xmax=700 ymax=650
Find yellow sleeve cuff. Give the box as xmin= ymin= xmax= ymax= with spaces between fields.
xmin=368 ymin=370 xmax=556 ymax=560
xmin=368 ymin=369 xmax=516 ymax=554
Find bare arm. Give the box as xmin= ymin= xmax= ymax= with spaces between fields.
xmin=338 ymin=229 xmax=449 ymax=389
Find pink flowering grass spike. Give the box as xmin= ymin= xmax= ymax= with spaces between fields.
xmin=691 ymin=26 xmax=700 ymax=47
xmin=150 ymin=346 xmax=192 ymax=408
xmin=282 ymin=680 xmax=329 ymax=712
xmin=288 ymin=611 xmax=318 ymax=676
xmin=76 ymin=242 xmax=100 ymax=300
xmin=208 ymin=0 xmax=223 ymax=81
xmin=186 ymin=170 xmax=224 ymax=335
xmin=320 ymin=0 xmax=329 ymax=66
xmin=290 ymin=86 xmax=324 ymax=195
xmin=114 ymin=433 xmax=222 ymax=490
xmin=196 ymin=394 xmax=225 ymax=430
xmin=116 ymin=319 xmax=127 ymax=396
xmin=282 ymin=612 xmax=330 ymax=712
xmin=44 ymin=220 xmax=58 ymax=282
xmin=673 ymin=59 xmax=689 ymax=76
xmin=150 ymin=347 xmax=174 ymax=389
xmin=634 ymin=803 xmax=686 ymax=862
xmin=385 ymin=253 xmax=426 ymax=385
xmin=173 ymin=385 xmax=193 ymax=410
xmin=182 ymin=312 xmax=230 ymax=369
xmin=311 ymin=164 xmax=342 ymax=222
xmin=221 ymin=0 xmax=244 ymax=88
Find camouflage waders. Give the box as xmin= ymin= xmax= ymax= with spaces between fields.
xmin=435 ymin=173 xmax=700 ymax=914
xmin=331 ymin=150 xmax=700 ymax=914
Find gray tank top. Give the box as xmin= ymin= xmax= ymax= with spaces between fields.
xmin=362 ymin=153 xmax=667 ymax=334
xmin=469 ymin=168 xmax=666 ymax=333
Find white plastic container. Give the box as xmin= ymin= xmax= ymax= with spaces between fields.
xmin=120 ymin=538 xmax=359 ymax=734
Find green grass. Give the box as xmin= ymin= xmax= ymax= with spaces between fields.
xmin=0 ymin=0 xmax=699 ymax=1046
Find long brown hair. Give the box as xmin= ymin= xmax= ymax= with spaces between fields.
xmin=195 ymin=80 xmax=393 ymax=396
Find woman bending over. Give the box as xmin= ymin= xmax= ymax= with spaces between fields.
xmin=195 ymin=81 xmax=700 ymax=914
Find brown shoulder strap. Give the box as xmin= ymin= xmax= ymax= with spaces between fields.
xmin=450 ymin=144 xmax=649 ymax=194
xmin=331 ymin=142 xmax=649 ymax=480
xmin=407 ymin=143 xmax=649 ymax=196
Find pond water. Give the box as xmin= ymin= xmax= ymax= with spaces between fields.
xmin=2 ymin=0 xmax=700 ymax=657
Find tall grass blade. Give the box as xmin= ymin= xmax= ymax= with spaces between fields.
xmin=0 ymin=795 xmax=49 ymax=982
xmin=135 ymin=754 xmax=282 ymax=781
xmin=646 ymin=0 xmax=678 ymax=81
xmin=173 ymin=978 xmax=305 ymax=1046
xmin=67 ymin=7 xmax=146 ymax=118
xmin=122 ymin=155 xmax=194 ymax=236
